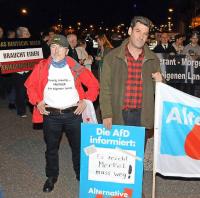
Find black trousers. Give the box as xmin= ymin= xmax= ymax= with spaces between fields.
xmin=43 ymin=112 xmax=82 ymax=180
xmin=12 ymin=72 xmax=30 ymax=115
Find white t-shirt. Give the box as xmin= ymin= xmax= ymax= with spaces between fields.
xmin=44 ymin=64 xmax=79 ymax=109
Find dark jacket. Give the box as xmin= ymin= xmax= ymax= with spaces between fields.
xmin=41 ymin=40 xmax=50 ymax=59
xmin=68 ymin=46 xmax=79 ymax=62
xmin=96 ymin=47 xmax=113 ymax=70
xmin=100 ymin=39 xmax=161 ymax=129
xmin=153 ymin=43 xmax=176 ymax=54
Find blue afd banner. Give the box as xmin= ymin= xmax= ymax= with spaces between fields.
xmin=154 ymin=82 xmax=200 ymax=177
xmin=79 ymin=123 xmax=145 ymax=198
xmin=161 ymin=101 xmax=200 ymax=156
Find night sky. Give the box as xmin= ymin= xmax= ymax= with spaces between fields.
xmin=0 ymin=0 xmax=190 ymax=32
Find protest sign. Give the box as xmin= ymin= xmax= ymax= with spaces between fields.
xmin=156 ymin=53 xmax=200 ymax=84
xmin=0 ymin=38 xmax=43 ymax=74
xmin=80 ymin=123 xmax=145 ymax=198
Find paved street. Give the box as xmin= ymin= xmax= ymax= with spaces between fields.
xmin=0 ymin=98 xmax=200 ymax=198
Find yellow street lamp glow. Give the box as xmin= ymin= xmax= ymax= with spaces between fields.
xmin=21 ymin=8 xmax=28 ymax=15
xmin=168 ymin=8 xmax=173 ymax=12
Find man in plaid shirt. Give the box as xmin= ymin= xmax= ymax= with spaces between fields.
xmin=100 ymin=15 xmax=163 ymax=198
xmin=100 ymin=15 xmax=162 ymax=131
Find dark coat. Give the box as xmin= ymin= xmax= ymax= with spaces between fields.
xmin=153 ymin=43 xmax=176 ymax=54
xmin=100 ymin=39 xmax=162 ymax=129
xmin=68 ymin=46 xmax=79 ymax=62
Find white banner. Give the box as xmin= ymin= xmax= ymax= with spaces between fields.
xmin=0 ymin=48 xmax=43 ymax=62
xmin=154 ymin=82 xmax=200 ymax=177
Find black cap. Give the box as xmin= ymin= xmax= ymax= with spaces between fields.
xmin=51 ymin=34 xmax=69 ymax=48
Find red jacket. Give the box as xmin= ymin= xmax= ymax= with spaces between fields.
xmin=25 ymin=56 xmax=99 ymax=123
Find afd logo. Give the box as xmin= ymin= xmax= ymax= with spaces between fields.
xmin=160 ymin=101 xmax=200 ymax=156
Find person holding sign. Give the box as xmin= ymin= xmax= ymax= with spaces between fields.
xmin=100 ymin=15 xmax=163 ymax=198
xmin=100 ymin=16 xmax=163 ymax=131
xmin=182 ymin=32 xmax=200 ymax=97
xmin=13 ymin=26 xmax=31 ymax=117
xmin=25 ymin=34 xmax=99 ymax=193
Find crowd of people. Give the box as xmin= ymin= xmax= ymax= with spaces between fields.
xmin=153 ymin=31 xmax=200 ymax=96
xmin=0 ymin=16 xmax=200 ymax=197
xmin=153 ymin=31 xmax=200 ymax=56
xmin=1 ymin=24 xmax=200 ymax=116
xmin=0 ymin=25 xmax=119 ymax=116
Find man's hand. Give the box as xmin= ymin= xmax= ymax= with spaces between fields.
xmin=36 ymin=101 xmax=49 ymax=115
xmin=152 ymin=72 xmax=163 ymax=82
xmin=103 ymin=118 xmax=112 ymax=130
xmin=74 ymin=100 xmax=87 ymax=115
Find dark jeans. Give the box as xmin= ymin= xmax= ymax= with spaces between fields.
xmin=43 ymin=112 xmax=82 ymax=180
xmin=122 ymin=108 xmax=148 ymax=149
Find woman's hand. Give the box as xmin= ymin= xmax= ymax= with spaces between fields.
xmin=95 ymin=56 xmax=102 ymax=61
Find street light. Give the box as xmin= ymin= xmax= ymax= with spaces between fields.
xmin=168 ymin=8 xmax=174 ymax=32
xmin=20 ymin=8 xmax=28 ymax=16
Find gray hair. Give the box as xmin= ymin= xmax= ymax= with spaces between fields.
xmin=130 ymin=16 xmax=152 ymax=29
xmin=16 ymin=27 xmax=30 ymax=38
